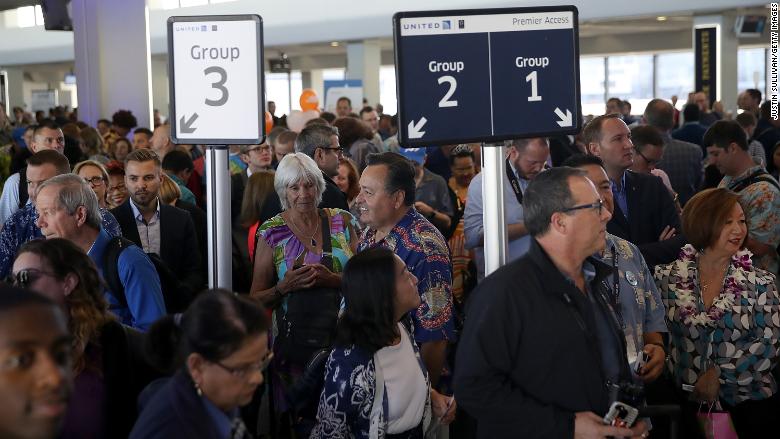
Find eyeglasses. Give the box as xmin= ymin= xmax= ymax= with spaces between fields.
xmin=7 ymin=268 xmax=59 ymax=288
xmin=214 ymin=352 xmax=274 ymax=379
xmin=316 ymin=145 xmax=344 ymax=156
xmin=107 ymin=183 xmax=126 ymax=193
xmin=83 ymin=176 xmax=105 ymax=186
xmin=247 ymin=145 xmax=272 ymax=154
xmin=635 ymin=148 xmax=662 ymax=166
xmin=561 ymin=199 xmax=604 ymax=216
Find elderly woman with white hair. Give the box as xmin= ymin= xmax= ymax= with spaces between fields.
xmin=250 ymin=152 xmax=359 ymax=436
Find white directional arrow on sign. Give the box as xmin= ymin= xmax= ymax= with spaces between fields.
xmin=554 ymin=108 xmax=572 ymax=127
xmin=408 ymin=117 xmax=427 ymax=139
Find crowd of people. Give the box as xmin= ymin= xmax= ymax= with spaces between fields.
xmin=0 ymin=87 xmax=778 ymax=439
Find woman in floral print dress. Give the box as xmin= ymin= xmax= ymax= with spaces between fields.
xmin=654 ymin=188 xmax=780 ymax=438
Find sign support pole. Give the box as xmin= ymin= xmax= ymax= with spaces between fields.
xmin=482 ymin=143 xmax=508 ymax=277
xmin=205 ymin=145 xmax=232 ymax=290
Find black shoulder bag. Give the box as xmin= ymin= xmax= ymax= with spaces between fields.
xmin=277 ymin=210 xmax=341 ymax=367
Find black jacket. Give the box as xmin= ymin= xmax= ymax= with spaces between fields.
xmin=454 ymin=239 xmax=627 ymax=438
xmin=111 ymin=200 xmax=204 ymax=293
xmin=130 ymin=371 xmax=223 ymax=439
xmin=607 ymin=170 xmax=684 ymax=267
xmin=100 ymin=320 xmax=163 ymax=438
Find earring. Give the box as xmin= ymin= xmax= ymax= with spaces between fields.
xmin=195 ymin=382 xmax=203 ymax=396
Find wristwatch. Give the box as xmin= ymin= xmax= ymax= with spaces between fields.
xmin=427 ymin=209 xmax=436 ymax=219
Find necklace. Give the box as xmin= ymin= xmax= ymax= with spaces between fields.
xmin=289 ymin=213 xmax=320 ymax=247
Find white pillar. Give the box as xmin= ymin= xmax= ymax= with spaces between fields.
xmin=693 ymin=14 xmax=739 ymax=117
xmin=0 ymin=67 xmax=26 ymax=111
xmin=346 ymin=40 xmax=381 ymax=107
xmin=150 ymin=57 xmax=169 ymax=121
xmin=71 ymin=0 xmax=152 ymax=128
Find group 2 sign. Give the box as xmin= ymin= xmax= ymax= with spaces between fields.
xmin=393 ymin=6 xmax=581 ymax=147
xmin=168 ymin=15 xmax=265 ymax=144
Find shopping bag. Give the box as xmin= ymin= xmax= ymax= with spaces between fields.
xmin=696 ymin=402 xmax=738 ymax=439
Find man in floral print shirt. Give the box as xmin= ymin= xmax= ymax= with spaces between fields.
xmin=705 ymin=120 xmax=780 ymax=276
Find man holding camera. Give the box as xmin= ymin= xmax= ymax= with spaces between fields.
xmin=455 ymin=167 xmax=649 ymax=438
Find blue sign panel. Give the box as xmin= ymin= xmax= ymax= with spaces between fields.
xmin=394 ymin=6 xmax=581 ymax=147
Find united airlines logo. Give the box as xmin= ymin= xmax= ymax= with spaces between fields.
xmin=403 ymin=20 xmax=458 ymax=31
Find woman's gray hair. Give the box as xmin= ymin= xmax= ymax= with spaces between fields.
xmin=36 ymin=173 xmax=102 ymax=230
xmin=274 ymin=153 xmax=326 ymax=210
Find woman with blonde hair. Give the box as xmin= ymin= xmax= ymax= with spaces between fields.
xmin=159 ymin=173 xmax=183 ymax=206
xmin=74 ymin=160 xmax=110 ymax=208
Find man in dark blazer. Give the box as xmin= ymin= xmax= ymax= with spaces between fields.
xmin=584 ymin=113 xmax=683 ymax=267
xmin=112 ymin=149 xmax=204 ymax=295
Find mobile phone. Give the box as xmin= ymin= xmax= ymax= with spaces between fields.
xmin=603 ymin=401 xmax=638 ymax=428
xmin=633 ymin=351 xmax=650 ymax=374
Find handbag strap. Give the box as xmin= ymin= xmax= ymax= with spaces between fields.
xmin=318 ymin=209 xmax=333 ymax=271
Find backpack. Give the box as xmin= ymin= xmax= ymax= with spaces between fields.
xmin=728 ymin=168 xmax=780 ymax=193
xmin=101 ymin=236 xmax=193 ymax=314
xmin=18 ymin=166 xmax=28 ymax=209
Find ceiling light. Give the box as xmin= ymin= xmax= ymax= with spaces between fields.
xmin=330 ymin=41 xmax=339 ymax=47
xmin=656 ymin=16 xmax=667 ymax=21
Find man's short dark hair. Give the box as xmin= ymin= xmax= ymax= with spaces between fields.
xmin=97 ymin=119 xmax=111 ymax=126
xmin=735 ymin=112 xmax=757 ymax=129
xmin=631 ymin=125 xmax=664 ymax=151
xmin=581 ymin=113 xmax=621 ymax=147
xmin=449 ymin=144 xmax=475 ymax=166
xmin=702 ymin=120 xmax=748 ymax=151
xmin=134 ymin=127 xmax=153 ymax=138
xmin=359 ymin=106 xmax=375 ymax=116
xmin=125 ymin=148 xmax=162 ymax=167
xmin=26 ymin=150 xmax=70 ymax=174
xmin=365 ymin=152 xmax=415 ymax=206
xmin=746 ymin=88 xmax=762 ymax=103
xmin=523 ymin=167 xmax=587 ymax=237
xmin=320 ymin=111 xmax=337 ymax=124
xmin=682 ymin=103 xmax=700 ymax=123
xmin=561 ymin=153 xmax=605 ymax=170
xmin=643 ymin=99 xmax=674 ymax=131
xmin=337 ymin=96 xmax=352 ymax=107
xmin=161 ymin=149 xmax=194 ymax=173
xmin=33 ymin=121 xmax=61 ymax=138
xmin=295 ymin=124 xmax=339 ymax=158
xmin=267 ymin=126 xmax=287 ymax=146
xmin=111 ymin=110 xmax=138 ymax=130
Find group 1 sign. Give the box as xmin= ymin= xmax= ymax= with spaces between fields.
xmin=393 ymin=6 xmax=581 ymax=147
xmin=168 ymin=15 xmax=265 ymax=145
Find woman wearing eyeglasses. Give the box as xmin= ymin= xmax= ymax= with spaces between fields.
xmin=130 ymin=290 xmax=271 ymax=439
xmin=11 ymin=238 xmax=158 ymax=439
xmin=74 ymin=160 xmax=110 ymax=209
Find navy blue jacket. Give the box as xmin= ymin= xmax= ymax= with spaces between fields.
xmin=607 ymin=171 xmax=683 ymax=267
xmin=130 ymin=371 xmax=222 ymax=439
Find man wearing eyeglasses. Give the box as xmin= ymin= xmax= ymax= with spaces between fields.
xmin=294 ymin=124 xmax=350 ymax=211
xmin=585 ymin=113 xmax=682 ymax=268
xmin=644 ymin=99 xmax=703 ymax=207
xmin=630 ymin=126 xmax=681 ymax=214
xmin=0 ymin=151 xmax=121 ymax=280
xmin=0 ymin=122 xmax=66 ymax=225
xmin=456 ymin=167 xmax=649 ymax=439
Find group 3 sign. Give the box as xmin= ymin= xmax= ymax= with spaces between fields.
xmin=394 ymin=6 xmax=582 ymax=147
xmin=168 ymin=15 xmax=265 ymax=145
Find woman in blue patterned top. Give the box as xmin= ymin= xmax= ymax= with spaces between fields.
xmin=311 ymin=248 xmax=455 ymax=439
xmin=654 ymin=188 xmax=780 ymax=438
